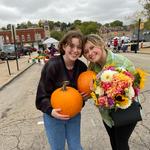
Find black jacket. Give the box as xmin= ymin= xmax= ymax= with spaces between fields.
xmin=36 ymin=55 xmax=87 ymax=116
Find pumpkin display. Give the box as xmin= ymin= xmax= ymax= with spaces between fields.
xmin=51 ymin=81 xmax=83 ymax=118
xmin=77 ymin=70 xmax=96 ymax=94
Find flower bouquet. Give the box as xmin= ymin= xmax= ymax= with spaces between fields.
xmin=90 ymin=66 xmax=148 ymax=126
xmin=90 ymin=66 xmax=147 ymax=110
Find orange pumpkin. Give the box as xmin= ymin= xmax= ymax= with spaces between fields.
xmin=51 ymin=81 xmax=83 ymax=118
xmin=77 ymin=70 xmax=96 ymax=94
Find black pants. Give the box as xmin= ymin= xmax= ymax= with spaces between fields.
xmin=103 ymin=121 xmax=137 ymax=150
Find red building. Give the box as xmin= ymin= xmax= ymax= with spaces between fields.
xmin=0 ymin=28 xmax=45 ymax=45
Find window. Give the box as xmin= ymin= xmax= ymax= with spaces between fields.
xmin=27 ymin=34 xmax=31 ymax=41
xmin=21 ymin=35 xmax=25 ymax=42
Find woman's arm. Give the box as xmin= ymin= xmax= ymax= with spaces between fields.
xmin=35 ymin=62 xmax=55 ymax=116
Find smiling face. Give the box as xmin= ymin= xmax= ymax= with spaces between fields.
xmin=63 ymin=37 xmax=82 ymax=62
xmin=83 ymin=40 xmax=105 ymax=64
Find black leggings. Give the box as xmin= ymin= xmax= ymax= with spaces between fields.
xmin=103 ymin=121 xmax=137 ymax=150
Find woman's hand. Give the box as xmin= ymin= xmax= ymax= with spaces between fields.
xmin=51 ymin=108 xmax=70 ymax=120
xmin=80 ymin=92 xmax=91 ymax=101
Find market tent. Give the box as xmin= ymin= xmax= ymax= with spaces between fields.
xmin=43 ymin=37 xmax=59 ymax=45
xmin=24 ymin=43 xmax=31 ymax=47
xmin=43 ymin=37 xmax=59 ymax=48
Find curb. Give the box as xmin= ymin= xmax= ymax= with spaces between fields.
xmin=0 ymin=62 xmax=35 ymax=91
xmin=117 ymin=51 xmax=150 ymax=55
xmin=128 ymin=51 xmax=150 ymax=55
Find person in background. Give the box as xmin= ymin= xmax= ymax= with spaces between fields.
xmin=113 ymin=38 xmax=118 ymax=51
xmin=82 ymin=34 xmax=138 ymax=150
xmin=35 ymin=30 xmax=87 ymax=150
xmin=48 ymin=43 xmax=57 ymax=57
xmin=122 ymin=41 xmax=128 ymax=53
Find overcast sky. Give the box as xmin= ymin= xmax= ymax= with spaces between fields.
xmin=0 ymin=0 xmax=142 ymax=27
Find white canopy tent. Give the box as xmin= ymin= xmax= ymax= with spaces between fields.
xmin=24 ymin=43 xmax=31 ymax=47
xmin=43 ymin=37 xmax=59 ymax=48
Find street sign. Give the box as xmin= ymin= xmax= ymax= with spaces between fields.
xmin=140 ymin=22 xmax=144 ymax=30
xmin=11 ymin=25 xmax=16 ymax=43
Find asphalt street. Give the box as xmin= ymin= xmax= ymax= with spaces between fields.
xmin=0 ymin=52 xmax=150 ymax=150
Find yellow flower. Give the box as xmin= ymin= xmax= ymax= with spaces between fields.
xmin=90 ymin=92 xmax=98 ymax=105
xmin=136 ymin=68 xmax=149 ymax=89
xmin=104 ymin=63 xmax=116 ymax=68
xmin=90 ymin=80 xmax=98 ymax=91
xmin=93 ymin=80 xmax=97 ymax=90
xmin=114 ymin=73 xmax=133 ymax=84
xmin=115 ymin=94 xmax=132 ymax=109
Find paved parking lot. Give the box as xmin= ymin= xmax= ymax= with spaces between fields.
xmin=0 ymin=47 xmax=150 ymax=149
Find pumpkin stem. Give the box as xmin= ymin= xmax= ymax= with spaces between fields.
xmin=62 ymin=81 xmax=70 ymax=91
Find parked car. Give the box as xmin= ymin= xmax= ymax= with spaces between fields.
xmin=0 ymin=45 xmax=21 ymax=60
xmin=22 ymin=46 xmax=37 ymax=55
xmin=130 ymin=33 xmax=145 ymax=43
xmin=22 ymin=46 xmax=32 ymax=55
xmin=30 ymin=47 xmax=37 ymax=52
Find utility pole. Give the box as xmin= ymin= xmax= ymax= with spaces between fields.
xmin=6 ymin=57 xmax=11 ymax=75
xmin=12 ymin=25 xmax=19 ymax=70
xmin=136 ymin=18 xmax=141 ymax=53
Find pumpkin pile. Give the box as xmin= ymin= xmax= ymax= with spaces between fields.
xmin=51 ymin=81 xmax=83 ymax=118
xmin=77 ymin=70 xmax=96 ymax=94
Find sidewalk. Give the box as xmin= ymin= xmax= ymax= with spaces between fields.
xmin=130 ymin=47 xmax=150 ymax=54
xmin=0 ymin=55 xmax=35 ymax=90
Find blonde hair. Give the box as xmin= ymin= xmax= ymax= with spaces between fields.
xmin=83 ymin=34 xmax=105 ymax=50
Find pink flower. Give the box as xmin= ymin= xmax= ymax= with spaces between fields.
xmin=123 ymin=71 xmax=134 ymax=80
xmin=101 ymin=82 xmax=112 ymax=90
xmin=134 ymin=87 xmax=140 ymax=96
xmin=98 ymin=96 xmax=107 ymax=107
xmin=104 ymin=66 xmax=115 ymax=71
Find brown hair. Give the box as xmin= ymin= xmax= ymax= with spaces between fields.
xmin=83 ymin=34 xmax=105 ymax=50
xmin=58 ymin=30 xmax=84 ymax=55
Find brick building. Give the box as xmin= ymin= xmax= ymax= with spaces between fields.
xmin=0 ymin=28 xmax=45 ymax=45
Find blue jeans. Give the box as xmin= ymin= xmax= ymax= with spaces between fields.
xmin=43 ymin=113 xmax=83 ymax=150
